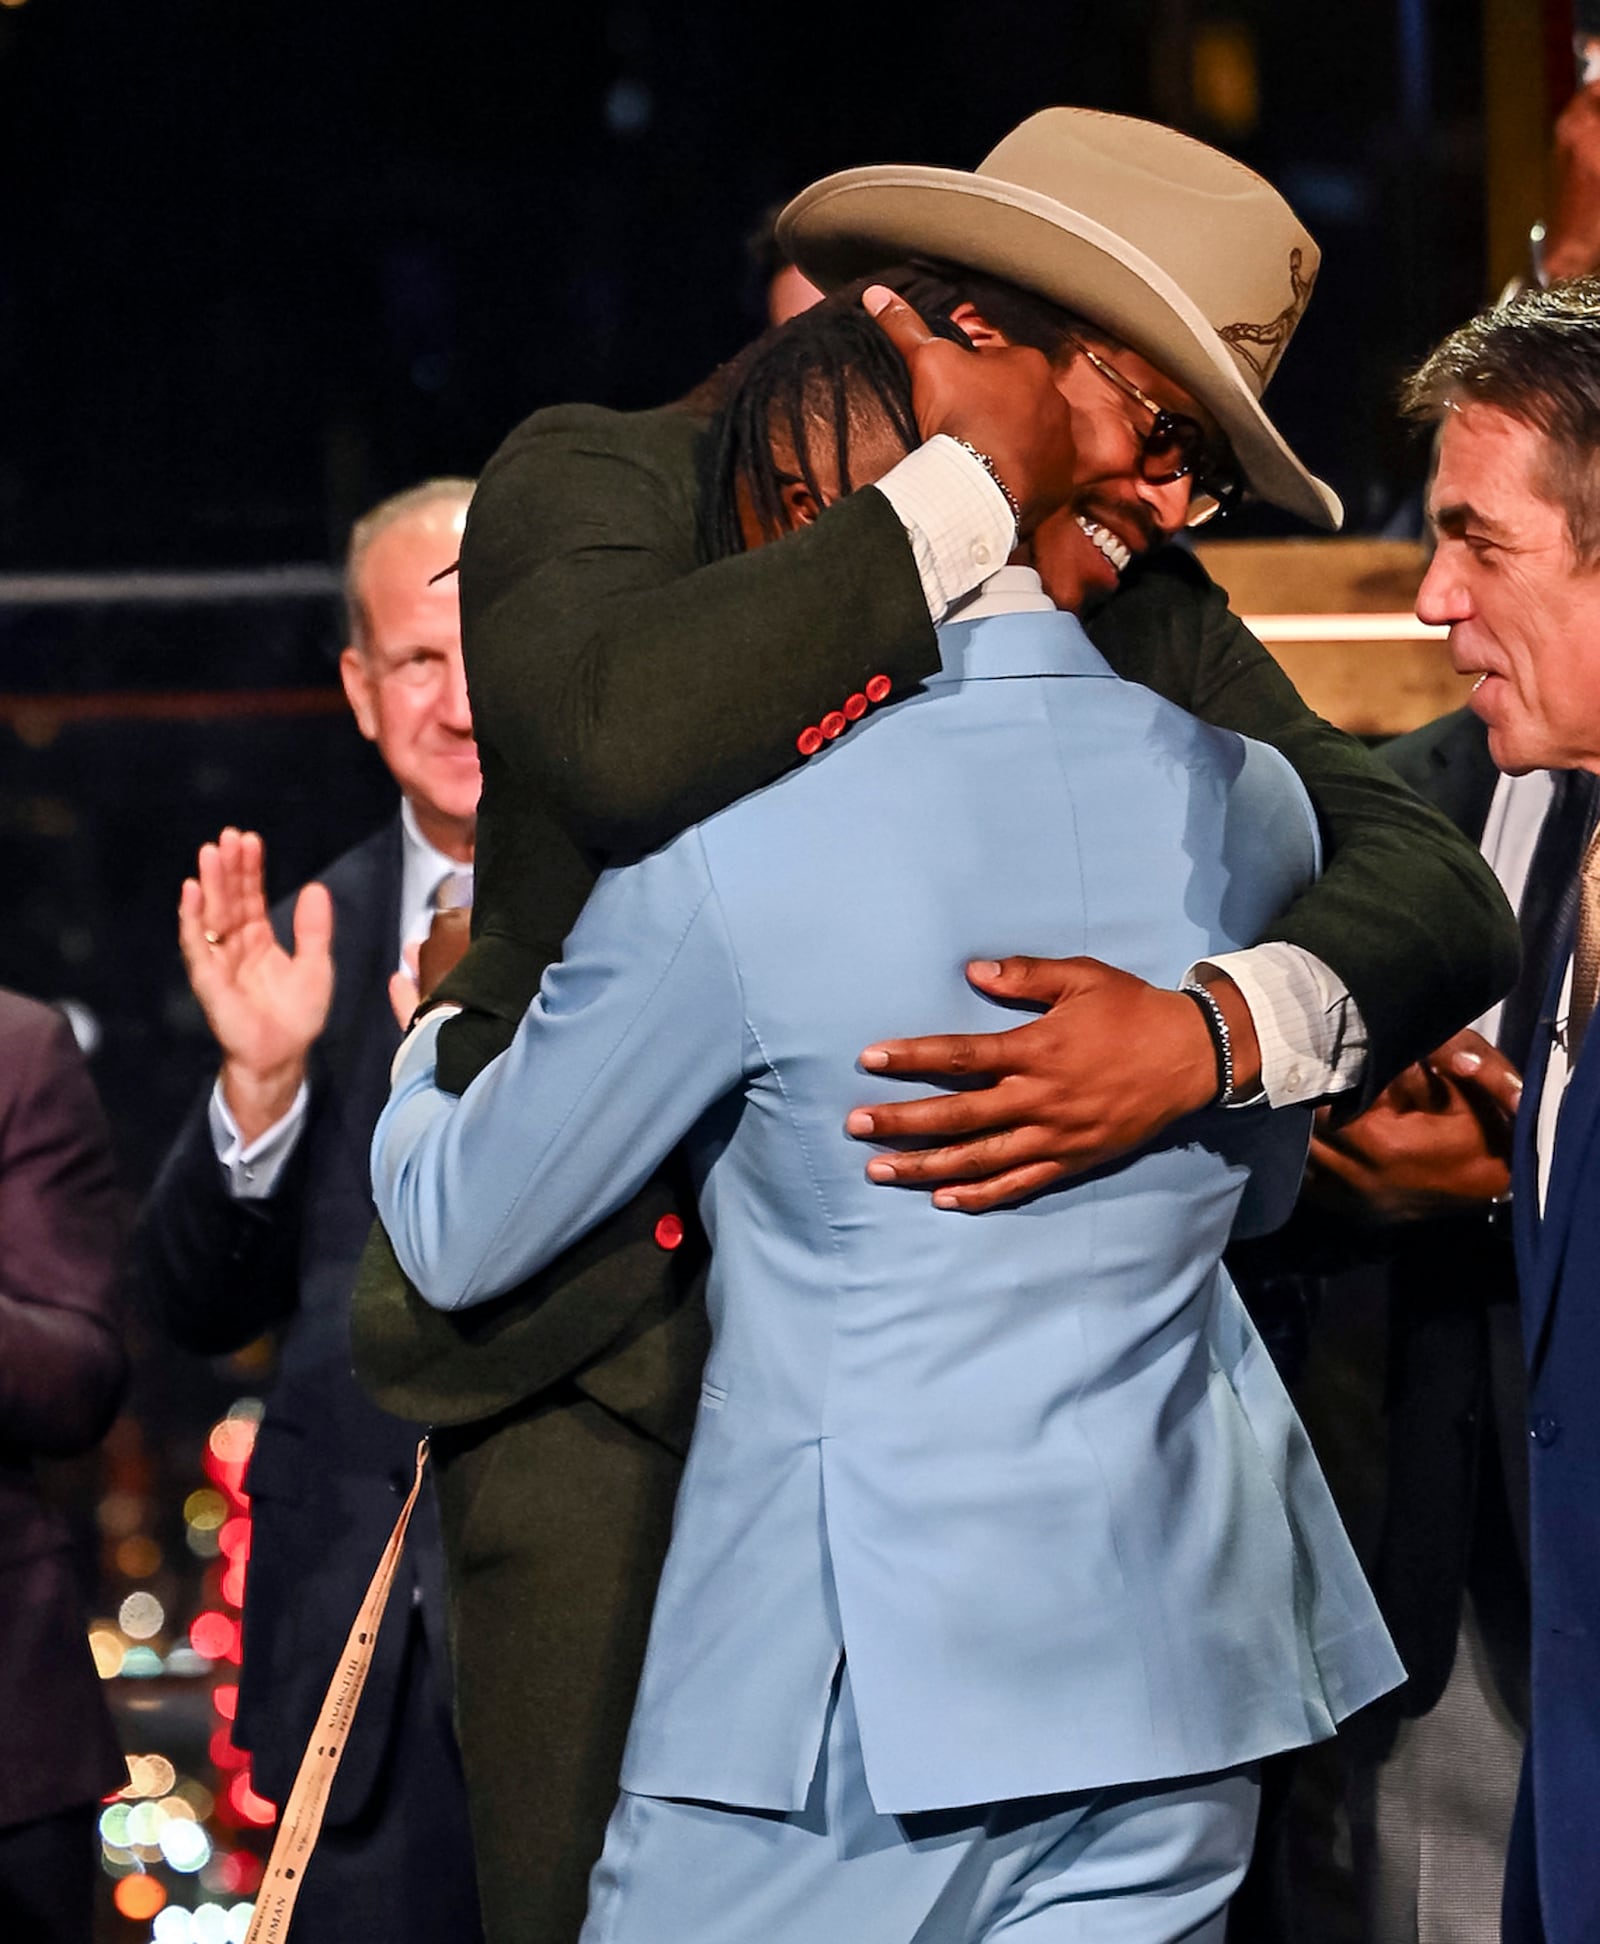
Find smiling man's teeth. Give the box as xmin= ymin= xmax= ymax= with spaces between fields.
xmin=1077 ymin=517 xmax=1131 ymax=574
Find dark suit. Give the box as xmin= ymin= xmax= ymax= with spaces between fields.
xmin=132 ymin=820 xmax=481 ymax=1944
xmin=352 ymin=403 xmax=1520 ymax=1944
xmin=1504 ymin=879 xmax=1600 ymax=1944
xmin=0 ymin=989 xmax=127 ymax=1943
xmin=1227 ymin=711 xmax=1533 ymax=1944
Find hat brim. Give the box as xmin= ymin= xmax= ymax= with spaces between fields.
xmin=779 ymin=165 xmax=1342 ymax=531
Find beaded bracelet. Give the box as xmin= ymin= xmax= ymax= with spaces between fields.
xmin=1179 ymin=980 xmax=1238 ymax=1108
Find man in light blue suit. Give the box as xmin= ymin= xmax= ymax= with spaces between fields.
xmin=371 ymin=306 xmax=1399 ymax=1940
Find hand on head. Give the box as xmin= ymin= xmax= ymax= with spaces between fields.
xmin=862 ymin=286 xmax=1078 ymax=537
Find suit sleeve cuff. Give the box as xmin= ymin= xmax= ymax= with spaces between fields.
xmin=208 ymin=1079 xmax=310 ymax=1199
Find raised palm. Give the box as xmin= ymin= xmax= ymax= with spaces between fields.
xmin=179 ymin=826 xmax=335 ymax=1078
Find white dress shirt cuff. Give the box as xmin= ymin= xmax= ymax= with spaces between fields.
xmin=208 ymin=1078 xmax=311 ymax=1200
xmin=389 ymin=1005 xmax=457 ymax=1090
xmin=1189 ymin=943 xmax=1368 ymax=1108
xmin=872 ymin=436 xmax=1017 ymax=622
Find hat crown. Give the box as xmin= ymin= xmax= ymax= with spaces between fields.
xmin=978 ymin=109 xmax=1319 ymax=398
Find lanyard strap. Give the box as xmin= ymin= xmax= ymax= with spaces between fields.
xmin=243 ymin=1438 xmax=430 ymax=1944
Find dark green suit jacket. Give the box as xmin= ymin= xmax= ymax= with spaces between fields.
xmin=351 ymin=405 xmax=1517 ymax=1943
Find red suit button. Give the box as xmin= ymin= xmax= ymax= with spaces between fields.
xmin=865 ymin=674 xmax=892 ymax=703
xmin=844 ymin=692 xmax=868 ymax=720
xmin=796 ymin=725 xmax=824 ymax=756
xmin=820 ymin=711 xmax=847 ymax=740
xmin=654 ymin=1214 xmax=684 ymax=1251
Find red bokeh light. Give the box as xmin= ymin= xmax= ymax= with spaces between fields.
xmin=228 ymin=1773 xmax=278 ymax=1827
xmin=218 ymin=1516 xmax=252 ymax=1561
xmin=209 ymin=1726 xmax=250 ymax=1772
xmin=189 ymin=1611 xmax=239 ymax=1662
xmin=212 ymin=1682 xmax=239 ymax=1722
xmin=220 ymin=1559 xmax=248 ymax=1609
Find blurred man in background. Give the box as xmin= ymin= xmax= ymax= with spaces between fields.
xmin=0 ymin=988 xmax=127 ymax=1944
xmin=129 ymin=481 xmax=484 ymax=1943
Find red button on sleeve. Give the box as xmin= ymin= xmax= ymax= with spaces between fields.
xmin=796 ymin=726 xmax=825 ymax=756
xmin=844 ymin=692 xmax=868 ymax=720
xmin=654 ymin=1214 xmax=685 ymax=1251
xmin=820 ymin=711 xmax=847 ymax=740
xmin=865 ymin=674 xmax=892 ymax=704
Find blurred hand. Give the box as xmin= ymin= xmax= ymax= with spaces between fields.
xmin=178 ymin=826 xmax=334 ymax=1142
xmin=1307 ymin=1028 xmax=1519 ymax=1224
xmin=844 ymin=956 xmax=1227 ymax=1212
xmin=388 ymin=909 xmax=473 ymax=1031
xmin=863 ymin=286 xmax=1078 ymax=536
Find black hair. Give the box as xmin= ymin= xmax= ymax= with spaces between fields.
xmin=701 ymin=284 xmax=968 ymax=563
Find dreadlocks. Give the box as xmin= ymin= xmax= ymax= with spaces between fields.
xmin=700 ymin=267 xmax=1095 ymax=563
xmin=702 ymin=290 xmax=931 ymax=563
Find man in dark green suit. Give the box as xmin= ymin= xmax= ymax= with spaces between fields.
xmin=354 ymin=109 xmax=1517 ymax=1943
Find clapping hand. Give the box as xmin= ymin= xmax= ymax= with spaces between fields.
xmin=178 ymin=826 xmax=334 ymax=1142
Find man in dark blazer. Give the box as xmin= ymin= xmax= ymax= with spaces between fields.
xmin=355 ymin=112 xmax=1519 ymax=1943
xmin=0 ymin=987 xmax=128 ymax=1944
xmin=1275 ymin=703 xmax=1537 ymax=1942
xmin=131 ymin=483 xmax=483 ymax=1942
xmin=1396 ymin=278 xmax=1600 ymax=1944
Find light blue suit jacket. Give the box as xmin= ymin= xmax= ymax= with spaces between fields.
xmin=374 ymin=608 xmax=1401 ymax=1814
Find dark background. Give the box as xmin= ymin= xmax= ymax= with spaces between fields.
xmin=2 ymin=0 xmax=1492 ymax=574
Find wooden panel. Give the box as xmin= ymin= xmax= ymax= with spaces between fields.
xmin=1192 ymin=536 xmax=1474 ymax=736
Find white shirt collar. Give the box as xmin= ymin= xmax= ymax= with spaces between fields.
xmin=945 ymin=564 xmax=1056 ymax=625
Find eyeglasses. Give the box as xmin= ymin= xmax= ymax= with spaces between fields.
xmin=1069 ymin=341 xmax=1242 ymax=529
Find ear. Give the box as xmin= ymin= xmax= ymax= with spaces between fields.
xmin=948 ymin=301 xmax=1012 ymax=350
xmin=779 ymin=478 xmax=824 ymax=529
xmin=339 ymin=647 xmax=380 ymax=743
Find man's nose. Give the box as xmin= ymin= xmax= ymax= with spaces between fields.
xmin=1134 ymin=471 xmax=1194 ymax=537
xmin=440 ymin=654 xmax=473 ymax=733
xmin=1414 ymin=550 xmax=1469 ymax=628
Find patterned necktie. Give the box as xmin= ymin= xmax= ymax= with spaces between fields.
xmin=1570 ymin=818 xmax=1600 ymax=1066
xmin=431 ymin=866 xmax=475 ymax=914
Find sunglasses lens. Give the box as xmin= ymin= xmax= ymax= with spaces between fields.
xmin=1140 ymin=414 xmax=1206 ymax=486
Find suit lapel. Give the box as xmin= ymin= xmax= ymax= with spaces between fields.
xmin=1516 ymin=934 xmax=1600 ymax=1374
xmin=320 ymin=820 xmax=404 ymax=1192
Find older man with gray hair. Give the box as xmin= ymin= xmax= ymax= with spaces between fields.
xmin=1390 ymin=278 xmax=1600 ymax=1944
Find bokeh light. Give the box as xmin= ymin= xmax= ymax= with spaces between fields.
xmin=226 ymin=1773 xmax=276 ymax=1826
xmin=124 ymin=1754 xmax=178 ymax=1799
xmin=188 ymin=1612 xmax=238 ymax=1662
xmin=117 ymin=1534 xmax=163 ymax=1578
xmin=89 ymin=1626 xmax=125 ymax=1678
xmin=159 ymin=1816 xmax=212 ymax=1873
xmin=112 ymin=1874 xmax=167 ymax=1920
xmin=120 ymin=1591 xmax=165 ymax=1639
xmin=184 ymin=1489 xmax=227 ymax=1532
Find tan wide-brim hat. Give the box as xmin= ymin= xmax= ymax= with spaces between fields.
xmin=778 ymin=107 xmax=1341 ymax=530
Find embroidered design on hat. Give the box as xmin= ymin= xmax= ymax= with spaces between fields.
xmin=1219 ymin=248 xmax=1317 ymax=387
